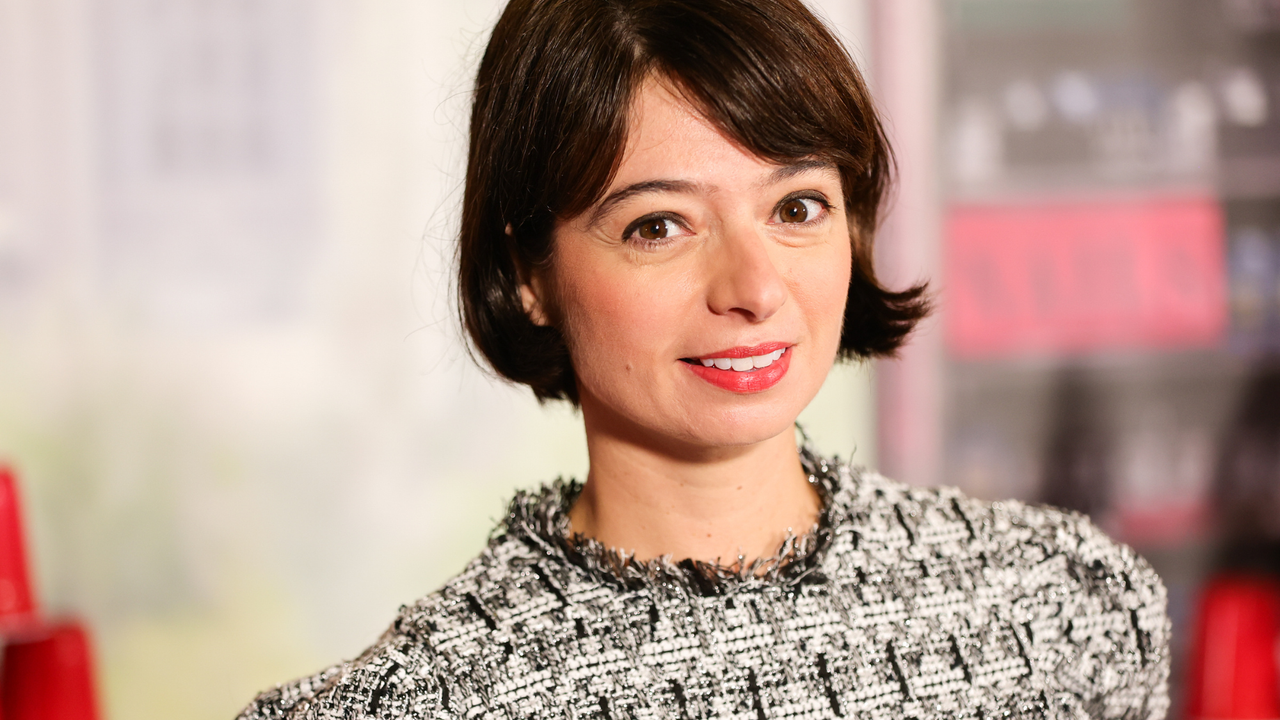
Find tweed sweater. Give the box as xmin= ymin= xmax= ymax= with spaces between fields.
xmin=238 ymin=452 xmax=1170 ymax=719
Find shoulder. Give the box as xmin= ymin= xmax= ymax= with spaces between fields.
xmin=832 ymin=462 xmax=1170 ymax=719
xmin=235 ymin=532 xmax=551 ymax=720
xmin=968 ymin=484 xmax=1168 ymax=622
xmin=234 ymin=612 xmax=455 ymax=720
xmin=236 ymin=663 xmax=347 ymax=720
xmin=840 ymin=463 xmax=1166 ymax=607
xmin=978 ymin=496 xmax=1171 ymax=720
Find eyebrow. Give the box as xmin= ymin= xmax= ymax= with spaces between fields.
xmin=586 ymin=158 xmax=838 ymax=228
xmin=588 ymin=179 xmax=701 ymax=227
xmin=758 ymin=158 xmax=836 ymax=187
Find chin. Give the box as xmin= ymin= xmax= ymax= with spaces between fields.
xmin=681 ymin=415 xmax=798 ymax=450
xmin=662 ymin=390 xmax=813 ymax=451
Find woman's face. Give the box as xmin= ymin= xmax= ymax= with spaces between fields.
xmin=527 ymin=78 xmax=852 ymax=450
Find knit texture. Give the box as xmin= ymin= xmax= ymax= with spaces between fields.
xmin=238 ymin=452 xmax=1170 ymax=719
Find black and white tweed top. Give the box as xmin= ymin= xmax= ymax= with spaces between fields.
xmin=238 ymin=451 xmax=1170 ymax=719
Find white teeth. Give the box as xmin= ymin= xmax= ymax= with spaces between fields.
xmin=697 ymin=348 xmax=787 ymax=372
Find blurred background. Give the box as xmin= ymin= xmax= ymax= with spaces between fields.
xmin=0 ymin=0 xmax=1275 ymax=717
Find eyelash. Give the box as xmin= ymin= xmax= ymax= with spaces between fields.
xmin=620 ymin=192 xmax=834 ymax=248
xmin=774 ymin=192 xmax=833 ymax=225
xmin=622 ymin=212 xmax=687 ymax=249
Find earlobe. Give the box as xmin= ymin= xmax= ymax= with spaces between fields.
xmin=509 ymin=222 xmax=552 ymax=327
xmin=520 ymin=279 xmax=551 ymax=327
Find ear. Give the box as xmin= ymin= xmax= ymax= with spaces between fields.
xmin=510 ymin=223 xmax=552 ymax=327
xmin=519 ymin=275 xmax=551 ymax=327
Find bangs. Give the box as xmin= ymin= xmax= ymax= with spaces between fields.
xmin=550 ymin=0 xmax=889 ymax=230
xmin=643 ymin=5 xmax=878 ymax=172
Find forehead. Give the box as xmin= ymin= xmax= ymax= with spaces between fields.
xmin=609 ymin=78 xmax=837 ymax=194
xmin=624 ymin=78 xmax=712 ymax=154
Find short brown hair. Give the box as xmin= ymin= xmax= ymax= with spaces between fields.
xmin=459 ymin=0 xmax=930 ymax=403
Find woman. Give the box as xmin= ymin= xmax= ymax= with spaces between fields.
xmin=240 ymin=0 xmax=1170 ymax=717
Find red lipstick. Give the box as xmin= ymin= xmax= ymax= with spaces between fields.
xmin=691 ymin=342 xmax=789 ymax=360
xmin=683 ymin=344 xmax=792 ymax=393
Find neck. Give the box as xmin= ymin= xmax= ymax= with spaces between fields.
xmin=567 ymin=409 xmax=820 ymax=566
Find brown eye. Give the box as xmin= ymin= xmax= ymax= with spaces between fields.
xmin=638 ymin=219 xmax=668 ymax=240
xmin=627 ymin=216 xmax=688 ymax=243
xmin=779 ymin=199 xmax=809 ymax=223
xmin=623 ymin=214 xmax=690 ymax=245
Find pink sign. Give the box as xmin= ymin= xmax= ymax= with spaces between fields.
xmin=945 ymin=195 xmax=1226 ymax=359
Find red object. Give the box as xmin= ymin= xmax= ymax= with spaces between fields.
xmin=685 ymin=345 xmax=791 ymax=393
xmin=1 ymin=622 xmax=100 ymax=720
xmin=1184 ymin=575 xmax=1280 ymax=720
xmin=946 ymin=194 xmax=1227 ymax=358
xmin=0 ymin=465 xmax=35 ymax=624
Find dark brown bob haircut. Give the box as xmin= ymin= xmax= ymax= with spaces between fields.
xmin=459 ymin=0 xmax=930 ymax=403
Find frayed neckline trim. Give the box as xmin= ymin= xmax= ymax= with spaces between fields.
xmin=495 ymin=448 xmax=846 ymax=596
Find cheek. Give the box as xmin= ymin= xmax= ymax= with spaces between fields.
xmin=556 ymin=263 xmax=694 ymax=373
xmin=791 ymin=241 xmax=852 ymax=344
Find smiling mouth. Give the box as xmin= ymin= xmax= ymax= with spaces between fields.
xmin=680 ymin=344 xmax=792 ymax=393
xmin=680 ymin=348 xmax=786 ymax=371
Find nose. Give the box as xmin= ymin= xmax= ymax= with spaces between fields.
xmin=705 ymin=226 xmax=787 ymax=322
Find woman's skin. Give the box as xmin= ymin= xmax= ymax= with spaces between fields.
xmin=520 ymin=78 xmax=853 ymax=566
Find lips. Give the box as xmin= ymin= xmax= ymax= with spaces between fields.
xmin=696 ymin=347 xmax=784 ymax=371
xmin=681 ymin=343 xmax=792 ymax=393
